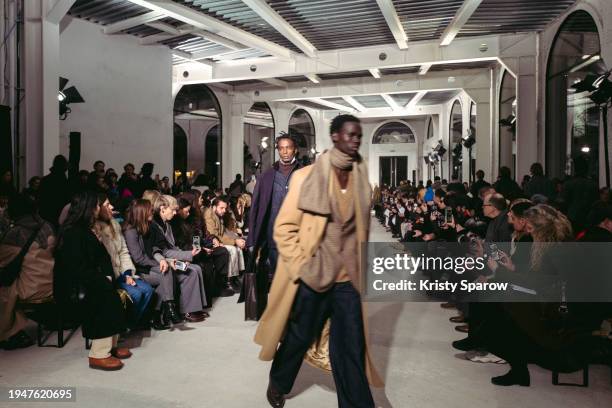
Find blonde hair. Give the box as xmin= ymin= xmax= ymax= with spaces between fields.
xmin=524 ymin=204 xmax=573 ymax=270
xmin=142 ymin=190 xmax=161 ymax=208
xmin=154 ymin=194 xmax=177 ymax=213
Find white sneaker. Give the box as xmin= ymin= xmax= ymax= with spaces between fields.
xmin=468 ymin=352 xmax=507 ymax=364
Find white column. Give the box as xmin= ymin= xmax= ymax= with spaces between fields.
xmin=23 ymin=0 xmax=63 ymax=181
xmin=515 ymin=57 xmax=539 ymax=183
xmin=465 ymin=86 xmax=493 ymax=181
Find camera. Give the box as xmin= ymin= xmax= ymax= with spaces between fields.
xmin=444 ymin=207 xmax=453 ymax=224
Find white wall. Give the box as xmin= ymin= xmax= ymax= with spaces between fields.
xmin=59 ymin=17 xmax=173 ymax=178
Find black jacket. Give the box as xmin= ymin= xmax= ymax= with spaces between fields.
xmin=54 ymin=226 xmax=126 ymax=339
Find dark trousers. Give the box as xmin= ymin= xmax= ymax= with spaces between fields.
xmin=270 ymin=282 xmax=374 ymax=408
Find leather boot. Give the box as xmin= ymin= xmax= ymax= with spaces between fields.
xmin=151 ymin=311 xmax=171 ymax=330
xmin=163 ymin=301 xmax=183 ymax=324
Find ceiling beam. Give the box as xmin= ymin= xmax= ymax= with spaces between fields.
xmin=375 ymin=0 xmax=408 ymax=49
xmin=440 ymin=0 xmax=483 ymax=46
xmin=173 ymin=50 xmax=214 ymax=67
xmin=103 ymin=10 xmax=166 ymax=34
xmin=193 ymin=30 xmax=247 ymax=51
xmin=46 ymin=0 xmax=76 ymax=24
xmin=381 ymin=94 xmax=401 ymax=111
xmin=305 ymin=74 xmax=321 ymax=84
xmin=419 ymin=64 xmax=432 ymax=75
xmin=141 ymin=32 xmax=183 ymax=45
xmin=189 ymin=47 xmax=234 ymax=61
xmin=369 ymin=68 xmax=381 ymax=79
xmin=310 ymin=98 xmax=355 ymax=112
xmin=407 ymin=91 xmax=427 ymax=109
xmin=240 ymin=0 xmax=317 ymax=57
xmin=342 ymin=96 xmax=367 ymax=112
xmin=145 ymin=21 xmax=181 ymax=35
xmin=126 ymin=0 xmax=294 ymax=59
xmin=261 ymin=78 xmax=287 ymax=87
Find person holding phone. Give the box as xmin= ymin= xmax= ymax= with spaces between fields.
xmin=148 ymin=195 xmax=208 ymax=323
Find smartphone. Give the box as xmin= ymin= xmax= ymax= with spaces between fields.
xmin=175 ymin=260 xmax=188 ymax=271
xmin=488 ymin=244 xmax=500 ymax=261
xmin=192 ymin=236 xmax=201 ymax=250
xmin=444 ymin=207 xmax=453 ymax=224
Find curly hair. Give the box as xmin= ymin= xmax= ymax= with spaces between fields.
xmin=524 ymin=204 xmax=573 ymax=270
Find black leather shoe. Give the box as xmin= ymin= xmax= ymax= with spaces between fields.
xmin=266 ymin=381 xmax=285 ymax=408
xmin=491 ymin=368 xmax=530 ymax=386
xmin=452 ymin=337 xmax=477 ymax=352
xmin=219 ymin=286 xmax=234 ymax=297
xmin=163 ymin=301 xmax=183 ymax=324
xmin=151 ymin=312 xmax=171 ymax=330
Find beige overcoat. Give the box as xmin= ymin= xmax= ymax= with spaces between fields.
xmin=253 ymin=155 xmax=384 ymax=387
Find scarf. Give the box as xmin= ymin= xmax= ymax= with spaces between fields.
xmin=298 ymin=149 xmax=371 ymax=241
xmin=329 ymin=147 xmax=354 ymax=170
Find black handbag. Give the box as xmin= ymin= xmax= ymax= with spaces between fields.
xmin=0 ymin=226 xmax=41 ymax=287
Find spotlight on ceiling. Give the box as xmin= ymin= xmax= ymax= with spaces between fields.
xmin=59 ymin=77 xmax=85 ymax=120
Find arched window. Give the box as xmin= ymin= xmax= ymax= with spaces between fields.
xmin=449 ymin=100 xmax=463 ymax=180
xmin=174 ymin=84 xmax=222 ymax=187
xmin=546 ymin=10 xmax=605 ymax=181
xmin=244 ymin=102 xmax=274 ymax=179
xmin=427 ymin=117 xmax=434 ymax=139
xmin=372 ymin=121 xmax=416 ymax=144
xmin=289 ymin=108 xmax=316 ymax=165
xmin=173 ymin=123 xmax=188 ymax=179
xmin=499 ymin=71 xmax=517 ymax=179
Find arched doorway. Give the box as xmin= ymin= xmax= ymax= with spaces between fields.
xmin=205 ymin=125 xmax=219 ymax=188
xmin=546 ymin=10 xmax=606 ymax=182
xmin=450 ymin=100 xmax=463 ymax=180
xmin=499 ymin=70 xmax=517 ymax=178
xmin=372 ymin=121 xmax=416 ymax=187
xmin=467 ymin=101 xmax=477 ymax=182
xmin=244 ymin=102 xmax=274 ymax=180
xmin=173 ymin=84 xmax=222 ymax=187
xmin=173 ymin=123 xmax=188 ymax=179
xmin=288 ymin=109 xmax=316 ymax=165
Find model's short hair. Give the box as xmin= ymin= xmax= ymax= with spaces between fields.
xmin=330 ymin=114 xmax=360 ymax=135
xmin=275 ymin=132 xmax=297 ymax=148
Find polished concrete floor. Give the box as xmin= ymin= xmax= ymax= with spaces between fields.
xmin=1 ymin=220 xmax=611 ymax=408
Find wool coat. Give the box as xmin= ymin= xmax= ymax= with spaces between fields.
xmin=253 ymin=152 xmax=384 ymax=387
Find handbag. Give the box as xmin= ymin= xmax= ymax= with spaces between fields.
xmin=304 ymin=319 xmax=332 ymax=372
xmin=0 ymin=225 xmax=41 ymax=287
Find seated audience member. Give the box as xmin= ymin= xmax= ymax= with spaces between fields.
xmin=118 ymin=163 xmax=138 ymax=195
xmin=54 ymin=191 xmax=130 ymax=371
xmin=22 ymin=176 xmax=41 ymax=202
xmin=94 ymin=194 xmax=153 ymax=328
xmin=204 ymin=196 xmax=245 ymax=289
xmin=577 ymin=202 xmax=612 ymax=242
xmin=172 ymin=195 xmax=232 ymax=301
xmin=142 ymin=189 xmax=161 ymax=207
xmin=123 ymin=199 xmax=174 ymax=330
xmin=135 ymin=163 xmax=157 ymax=198
xmin=475 ymin=205 xmax=601 ymax=387
xmin=493 ymin=166 xmax=523 ymax=202
xmin=148 ymin=195 xmax=208 ymax=322
xmin=0 ymin=194 xmax=55 ymax=350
